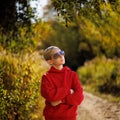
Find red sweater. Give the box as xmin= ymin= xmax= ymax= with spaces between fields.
xmin=41 ymin=66 xmax=84 ymax=120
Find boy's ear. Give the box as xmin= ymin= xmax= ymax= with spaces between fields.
xmin=47 ymin=60 xmax=53 ymax=65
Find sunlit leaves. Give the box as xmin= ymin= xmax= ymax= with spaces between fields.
xmin=0 ymin=51 xmax=48 ymax=120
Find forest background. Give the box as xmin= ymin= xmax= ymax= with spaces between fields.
xmin=0 ymin=0 xmax=120 ymax=119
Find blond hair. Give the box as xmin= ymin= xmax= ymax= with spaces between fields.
xmin=43 ymin=46 xmax=60 ymax=60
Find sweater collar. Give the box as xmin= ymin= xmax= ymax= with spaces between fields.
xmin=48 ymin=66 xmax=70 ymax=73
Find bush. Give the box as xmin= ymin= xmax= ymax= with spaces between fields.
xmin=77 ymin=56 xmax=120 ymax=96
xmin=0 ymin=51 xmax=48 ymax=120
xmin=0 ymin=27 xmax=36 ymax=54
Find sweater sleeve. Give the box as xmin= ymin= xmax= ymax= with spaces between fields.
xmin=41 ymin=75 xmax=70 ymax=102
xmin=64 ymin=72 xmax=84 ymax=106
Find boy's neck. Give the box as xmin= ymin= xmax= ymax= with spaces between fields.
xmin=52 ymin=65 xmax=63 ymax=70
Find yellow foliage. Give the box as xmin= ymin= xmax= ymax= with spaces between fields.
xmin=0 ymin=51 xmax=48 ymax=120
xmin=32 ymin=22 xmax=54 ymax=44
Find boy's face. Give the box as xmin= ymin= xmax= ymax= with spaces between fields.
xmin=48 ymin=48 xmax=65 ymax=66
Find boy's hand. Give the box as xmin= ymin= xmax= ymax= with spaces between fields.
xmin=50 ymin=89 xmax=74 ymax=106
xmin=51 ymin=100 xmax=62 ymax=106
xmin=70 ymin=89 xmax=74 ymax=94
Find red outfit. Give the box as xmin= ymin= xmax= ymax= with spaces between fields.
xmin=41 ymin=66 xmax=84 ymax=120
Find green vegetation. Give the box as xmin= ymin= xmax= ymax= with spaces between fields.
xmin=77 ymin=56 xmax=120 ymax=102
xmin=0 ymin=28 xmax=35 ymax=53
xmin=0 ymin=51 xmax=48 ymax=119
xmin=51 ymin=0 xmax=120 ymax=26
xmin=0 ymin=0 xmax=120 ymax=119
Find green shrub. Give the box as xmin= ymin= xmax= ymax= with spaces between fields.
xmin=0 ymin=27 xmax=36 ymax=54
xmin=77 ymin=56 xmax=120 ymax=96
xmin=0 ymin=51 xmax=48 ymax=120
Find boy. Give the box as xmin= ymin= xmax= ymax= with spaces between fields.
xmin=41 ymin=46 xmax=84 ymax=120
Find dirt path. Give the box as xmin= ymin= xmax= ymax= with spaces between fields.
xmin=77 ymin=92 xmax=120 ymax=120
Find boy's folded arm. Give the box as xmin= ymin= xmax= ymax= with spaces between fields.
xmin=41 ymin=76 xmax=69 ymax=102
xmin=62 ymin=73 xmax=84 ymax=106
xmin=41 ymin=86 xmax=69 ymax=102
xmin=63 ymin=87 xmax=84 ymax=106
